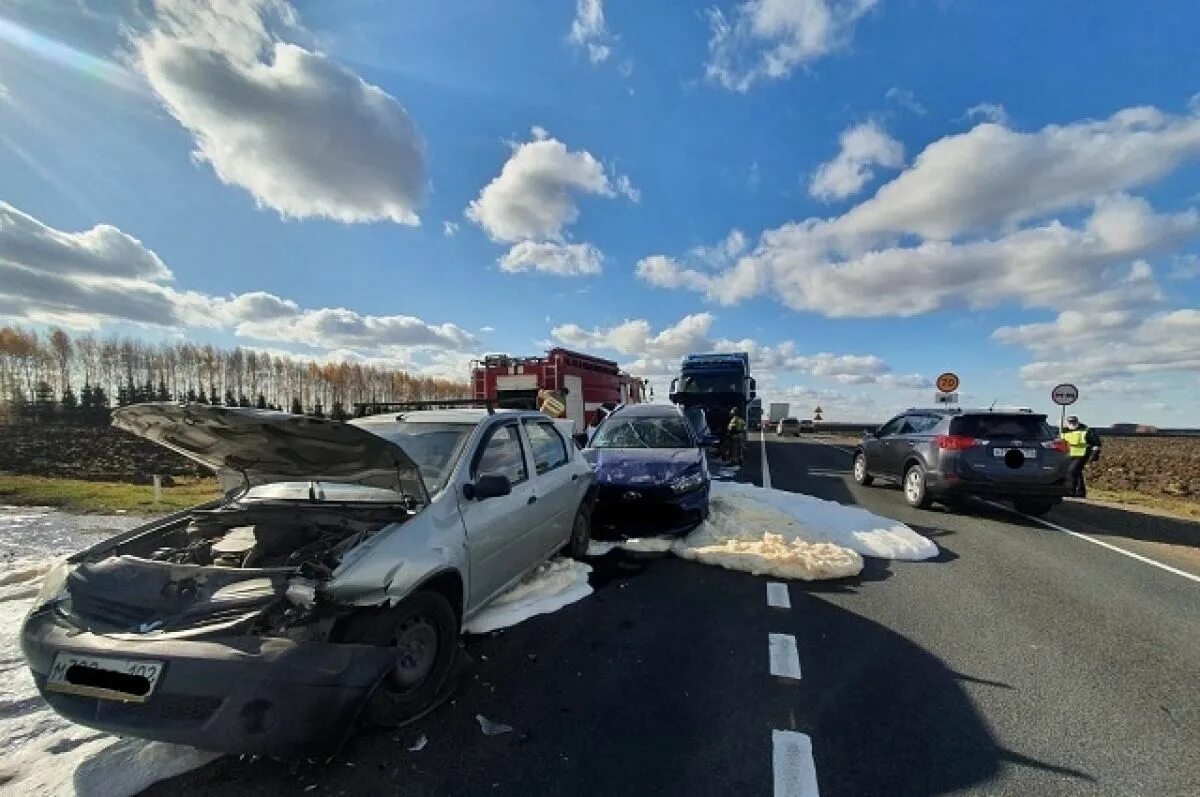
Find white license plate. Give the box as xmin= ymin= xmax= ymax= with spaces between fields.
xmin=46 ymin=652 xmax=164 ymax=702
xmin=993 ymin=448 xmax=1038 ymax=458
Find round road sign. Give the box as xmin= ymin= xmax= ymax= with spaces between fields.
xmin=936 ymin=372 xmax=960 ymax=393
xmin=1051 ymin=383 xmax=1079 ymax=406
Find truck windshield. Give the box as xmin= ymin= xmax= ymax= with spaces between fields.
xmin=592 ymin=417 xmax=694 ymax=449
xmin=371 ymin=423 xmax=473 ymax=492
xmin=679 ymin=375 xmax=740 ymax=393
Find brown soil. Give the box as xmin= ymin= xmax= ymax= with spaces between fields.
xmin=0 ymin=424 xmax=207 ymax=483
xmin=1088 ymin=437 xmax=1200 ymax=502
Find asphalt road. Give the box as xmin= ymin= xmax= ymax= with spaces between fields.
xmin=143 ymin=434 xmax=1200 ymax=797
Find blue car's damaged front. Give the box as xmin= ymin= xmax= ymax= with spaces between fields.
xmin=583 ymin=406 xmax=711 ymax=537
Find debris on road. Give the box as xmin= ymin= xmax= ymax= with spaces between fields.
xmin=475 ymin=715 xmax=513 ymax=736
xmin=462 ymin=558 xmax=593 ymax=634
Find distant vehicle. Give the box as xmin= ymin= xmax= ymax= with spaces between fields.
xmin=768 ymin=402 xmax=789 ymax=428
xmin=778 ymin=418 xmax=802 ymax=437
xmin=853 ymin=408 xmax=1071 ymax=514
xmin=470 ymin=348 xmax=646 ymax=429
xmin=798 ymin=419 xmax=815 ymax=433
xmin=21 ymin=404 xmax=596 ymax=756
xmin=583 ymin=404 xmax=710 ymax=537
xmin=747 ymin=397 xmax=763 ymax=431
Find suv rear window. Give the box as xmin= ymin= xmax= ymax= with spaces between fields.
xmin=951 ymin=414 xmax=1052 ymax=438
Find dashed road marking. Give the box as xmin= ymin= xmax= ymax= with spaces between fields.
xmin=773 ymin=729 xmax=820 ymax=797
xmin=768 ymin=633 xmax=802 ymax=680
xmin=979 ymin=499 xmax=1200 ymax=585
xmin=767 ymin=582 xmax=791 ymax=609
xmin=760 ymin=431 xmax=773 ymax=489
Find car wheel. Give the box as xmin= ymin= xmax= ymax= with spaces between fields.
xmin=903 ymin=464 xmax=931 ymax=509
xmin=345 ymin=590 xmax=458 ymax=727
xmin=564 ymin=502 xmax=592 ymax=559
xmin=853 ymin=452 xmax=874 ymax=486
xmin=1013 ymin=498 xmax=1055 ymax=516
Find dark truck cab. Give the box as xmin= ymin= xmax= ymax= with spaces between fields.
xmin=668 ymin=353 xmax=756 ymax=443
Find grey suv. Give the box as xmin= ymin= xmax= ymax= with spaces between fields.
xmin=852 ymin=408 xmax=1072 ymax=515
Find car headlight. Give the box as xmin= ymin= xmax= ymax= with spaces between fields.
xmin=670 ymin=469 xmax=706 ymax=494
xmin=32 ymin=560 xmax=71 ymax=610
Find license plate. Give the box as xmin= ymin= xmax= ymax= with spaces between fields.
xmin=46 ymin=652 xmax=164 ymax=702
xmin=993 ymin=448 xmax=1038 ymax=458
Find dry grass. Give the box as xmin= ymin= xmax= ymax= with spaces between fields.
xmin=0 ymin=474 xmax=220 ymax=514
xmin=1086 ymin=488 xmax=1200 ymax=521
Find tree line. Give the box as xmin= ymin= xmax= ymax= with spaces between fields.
xmin=0 ymin=326 xmax=471 ymax=425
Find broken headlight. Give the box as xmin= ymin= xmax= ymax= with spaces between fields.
xmin=670 ymin=469 xmax=706 ymax=495
xmin=32 ymin=560 xmax=71 ymax=611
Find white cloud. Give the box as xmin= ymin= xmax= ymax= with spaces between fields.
xmin=964 ymin=102 xmax=1009 ymax=126
xmin=568 ymin=0 xmax=614 ymax=64
xmin=442 ymin=221 xmax=460 ymax=237
xmin=0 ymin=80 xmax=10 ymax=103
xmin=134 ymin=0 xmax=426 ymax=225
xmin=0 ymin=201 xmax=476 ymax=364
xmin=884 ymin=86 xmax=925 ymax=116
xmin=705 ymin=0 xmax=881 ymax=92
xmin=498 ymin=241 xmax=603 ymax=276
xmin=638 ymin=105 xmax=1200 ymax=318
xmin=809 ymin=120 xmax=904 ymax=201
xmin=465 ymin=128 xmax=634 ymax=242
xmin=552 ymin=313 xmax=716 ymax=359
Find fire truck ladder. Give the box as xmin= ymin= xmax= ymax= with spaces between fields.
xmin=543 ymin=356 xmax=559 ymax=392
xmin=472 ymin=366 xmax=488 ymax=400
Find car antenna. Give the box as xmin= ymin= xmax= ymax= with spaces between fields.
xmin=989 ymin=399 xmax=997 ymax=410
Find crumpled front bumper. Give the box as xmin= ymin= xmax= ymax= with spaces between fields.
xmin=21 ymin=606 xmax=395 ymax=756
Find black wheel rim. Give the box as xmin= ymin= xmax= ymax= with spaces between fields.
xmin=388 ymin=614 xmax=439 ymax=692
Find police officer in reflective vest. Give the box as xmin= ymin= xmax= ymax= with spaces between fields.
xmin=726 ymin=407 xmax=746 ymax=465
xmin=1061 ymin=415 xmax=1101 ymax=498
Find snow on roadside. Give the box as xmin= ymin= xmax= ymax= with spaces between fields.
xmin=463 ymin=558 xmax=593 ymax=634
xmin=0 ymin=507 xmax=218 ymax=797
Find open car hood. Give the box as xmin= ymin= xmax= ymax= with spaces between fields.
xmin=113 ymin=403 xmax=428 ymax=502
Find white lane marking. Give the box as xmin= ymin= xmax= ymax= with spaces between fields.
xmin=760 ymin=431 xmax=773 ymax=490
xmin=979 ymin=499 xmax=1200 ymax=586
xmin=773 ymin=730 xmax=820 ymax=797
xmin=768 ymin=633 xmax=802 ymax=680
xmin=767 ymin=582 xmax=791 ymax=609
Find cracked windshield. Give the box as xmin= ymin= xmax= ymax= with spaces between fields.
xmin=2 ymin=1 xmax=1199 ymax=796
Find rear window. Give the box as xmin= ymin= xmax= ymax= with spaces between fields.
xmin=781 ymin=418 xmax=799 ymax=426
xmin=951 ymin=414 xmax=1052 ymax=439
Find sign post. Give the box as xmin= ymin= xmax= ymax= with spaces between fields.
xmin=1051 ymin=383 xmax=1079 ymax=430
xmin=935 ymin=372 xmax=960 ymax=405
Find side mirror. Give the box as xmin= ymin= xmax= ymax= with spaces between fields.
xmin=464 ymin=472 xmax=512 ymax=500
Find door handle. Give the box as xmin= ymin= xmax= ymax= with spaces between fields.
xmin=527 ymin=496 xmax=538 ymax=505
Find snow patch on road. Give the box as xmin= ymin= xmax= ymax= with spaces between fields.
xmin=672 ymin=482 xmax=936 ymax=581
xmin=463 ymin=558 xmax=593 ymax=634
xmin=0 ymin=506 xmax=218 ymax=797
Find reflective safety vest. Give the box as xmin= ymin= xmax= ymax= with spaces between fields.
xmin=1061 ymin=428 xmax=1089 ymax=458
xmin=728 ymin=416 xmax=746 ymax=433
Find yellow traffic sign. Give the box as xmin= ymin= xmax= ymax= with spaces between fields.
xmin=936 ymin=372 xmax=960 ymax=393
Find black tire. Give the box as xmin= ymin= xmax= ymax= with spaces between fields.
xmin=344 ymin=590 xmax=458 ymax=727
xmin=903 ymin=464 xmax=932 ymax=509
xmin=1013 ymin=498 xmax=1055 ymax=516
xmin=852 ymin=451 xmax=874 ymax=486
xmin=564 ymin=501 xmax=592 ymax=559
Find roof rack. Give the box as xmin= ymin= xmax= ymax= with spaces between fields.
xmin=353 ymin=398 xmax=496 ymax=417
xmin=906 ymin=406 xmax=964 ymax=414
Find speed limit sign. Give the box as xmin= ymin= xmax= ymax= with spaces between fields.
xmin=936 ymin=372 xmax=960 ymax=393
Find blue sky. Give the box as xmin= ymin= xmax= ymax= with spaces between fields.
xmin=1 ymin=0 xmax=1198 ymax=423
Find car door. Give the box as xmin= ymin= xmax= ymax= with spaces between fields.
xmin=896 ymin=414 xmax=938 ymax=471
xmin=458 ymin=421 xmax=541 ymax=608
xmin=866 ymin=415 xmax=905 ymax=476
xmin=522 ymin=418 xmax=579 ymax=554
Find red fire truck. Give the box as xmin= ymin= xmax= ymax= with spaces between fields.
xmin=471 ymin=348 xmax=646 ymax=427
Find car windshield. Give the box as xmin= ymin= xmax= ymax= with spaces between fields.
xmin=951 ymin=415 xmax=1053 ymax=438
xmin=591 ymin=416 xmax=694 ymax=448
xmin=678 ymin=375 xmax=739 ymax=393
xmin=371 ymin=422 xmax=473 ymax=492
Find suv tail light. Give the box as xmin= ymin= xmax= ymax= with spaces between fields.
xmin=1043 ymin=439 xmax=1069 ymax=454
xmin=935 ymin=435 xmax=977 ymax=451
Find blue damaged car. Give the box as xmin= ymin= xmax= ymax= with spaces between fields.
xmin=583 ymin=404 xmax=711 ymax=537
